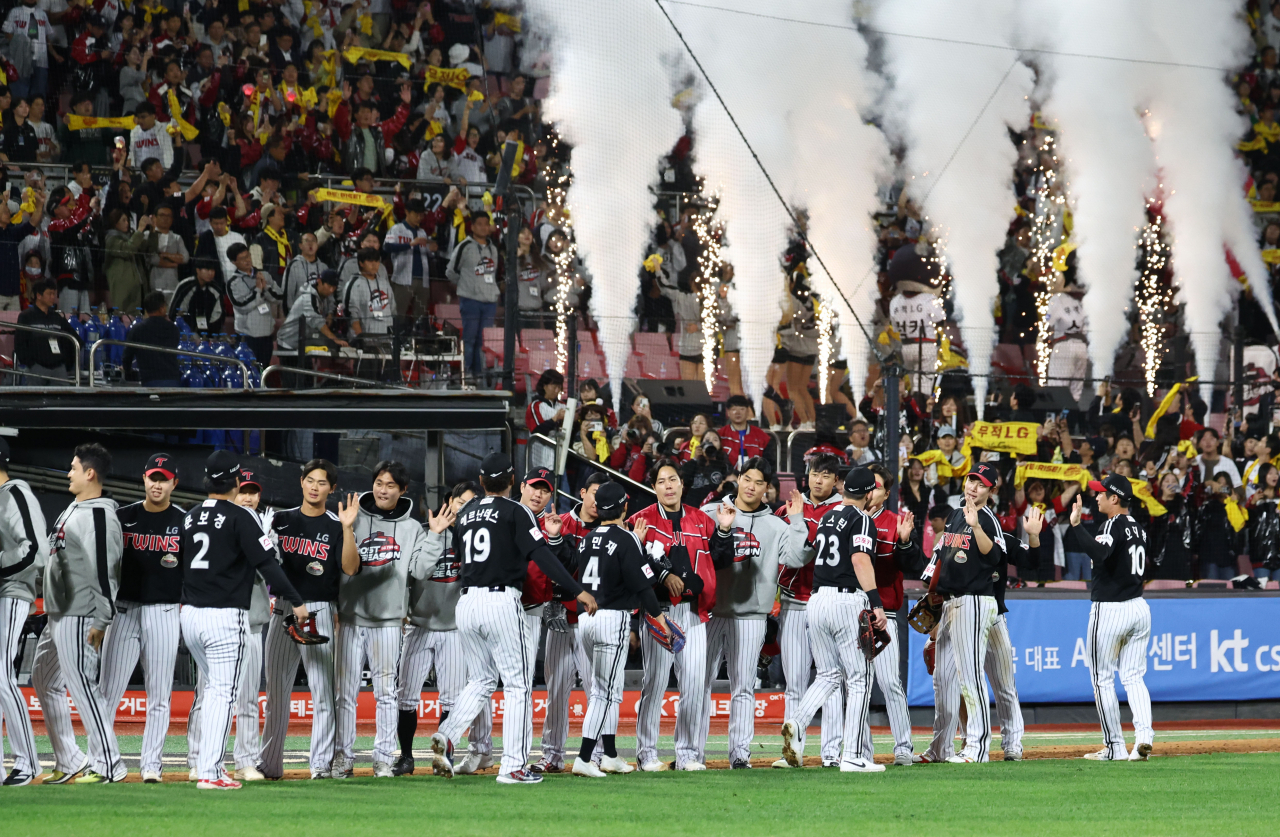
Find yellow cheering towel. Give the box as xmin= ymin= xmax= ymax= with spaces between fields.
xmin=326 ymin=87 xmax=343 ymax=119
xmin=966 ymin=421 xmax=1040 ymax=456
xmin=1226 ymin=496 xmax=1248 ymax=531
xmin=359 ymin=12 xmax=373 ymax=36
xmin=12 ymin=187 xmax=36 ymax=224
xmin=1014 ymin=461 xmax=1091 ymax=489
xmin=425 ymin=65 xmax=470 ymax=92
xmin=913 ymin=449 xmax=955 ymax=479
xmin=217 ymin=102 xmax=232 ymax=127
xmin=494 ymin=11 xmax=522 ymax=32
xmin=67 ymin=114 xmax=137 ymax=130
xmin=1052 ymin=241 xmax=1077 ymax=273
xmin=1127 ymin=479 xmax=1167 ymax=518
xmin=468 ymin=89 xmax=485 ymax=103
xmin=643 ymin=254 xmax=664 ymax=273
xmin=1144 ymin=377 xmax=1197 ymax=439
xmin=343 ymin=46 xmax=412 ymax=71
xmin=167 ymin=90 xmax=199 ymax=141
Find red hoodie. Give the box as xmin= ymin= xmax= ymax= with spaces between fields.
xmin=627 ymin=503 xmax=721 ymax=624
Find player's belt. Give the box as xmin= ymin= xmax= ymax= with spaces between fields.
xmin=461 ymin=585 xmax=518 ymax=594
xmin=815 ymin=585 xmax=864 ymax=594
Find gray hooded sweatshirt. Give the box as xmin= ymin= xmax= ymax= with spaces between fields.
xmin=0 ymin=478 xmax=48 ymax=603
xmin=45 ymin=495 xmax=123 ymax=631
xmin=338 ymin=492 xmax=428 ymax=628
xmin=701 ymin=501 xmax=810 ymax=620
xmin=405 ymin=527 xmax=462 ymax=631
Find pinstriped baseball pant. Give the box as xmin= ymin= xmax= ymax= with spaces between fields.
xmin=787 ymin=588 xmax=874 ymax=764
xmin=858 ymin=617 xmax=914 ymax=761
xmin=396 ymin=624 xmax=492 ymax=755
xmin=578 ymin=610 xmax=631 ymax=742
xmin=187 ymin=620 xmax=263 ymax=772
xmin=99 ymin=601 xmax=180 ymax=775
xmin=1 ymin=598 xmax=38 ymax=775
xmin=928 ymin=611 xmax=1023 ymax=759
xmin=1087 ymin=599 xmax=1152 ymax=759
xmin=32 ymin=615 xmax=124 ymax=779
xmin=260 ymin=603 xmax=337 ymax=777
xmin=635 ymin=602 xmax=707 ymax=768
xmin=778 ymin=603 xmax=843 ymax=762
xmin=181 ymin=607 xmax=247 ymax=781
xmin=930 ymin=595 xmax=998 ymax=762
xmin=334 ymin=623 xmax=402 ymax=765
xmin=540 ymin=623 xmax=589 ymax=766
xmin=440 ymin=588 xmax=532 ymax=775
xmin=696 ymin=616 xmax=768 ymax=765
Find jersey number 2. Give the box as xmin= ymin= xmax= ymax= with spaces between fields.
xmin=1128 ymin=544 xmax=1146 ymax=576
xmin=462 ymin=529 xmax=490 ymax=563
xmin=190 ymin=532 xmax=210 ymax=570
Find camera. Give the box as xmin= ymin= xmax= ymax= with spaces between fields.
xmin=626 ymin=425 xmax=646 ymax=445
xmin=586 ymin=421 xmax=603 ymax=433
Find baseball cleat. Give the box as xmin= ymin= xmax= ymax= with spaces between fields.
xmin=530 ymin=758 xmax=563 ymax=774
xmin=310 ymin=771 xmax=331 ymax=780
xmin=141 ymin=770 xmax=162 ymax=784
xmin=391 ymin=755 xmax=415 ymax=776
xmin=332 ymin=757 xmax=355 ymax=779
xmin=1083 ymin=749 xmax=1118 ymax=761
xmin=430 ymin=733 xmax=455 ymax=778
xmin=730 ymin=759 xmax=752 ymax=769
xmin=780 ymin=720 xmax=801 ymax=768
xmin=234 ymin=766 xmax=266 ymax=782
xmin=188 ymin=768 xmax=198 ymax=782
xmin=839 ymin=759 xmax=886 ymax=773
xmin=771 ymin=758 xmax=793 ymax=769
xmin=496 ymin=769 xmax=543 ymax=784
xmin=677 ymin=762 xmax=706 ymax=771
xmin=945 ymin=755 xmax=975 ymax=764
xmin=638 ymin=759 xmax=665 ymax=772
xmin=455 ymin=754 xmax=487 ymax=775
xmin=197 ymin=774 xmax=242 ymax=790
xmin=894 ymin=753 xmax=917 ymax=766
xmin=73 ymin=771 xmax=113 ymax=784
xmin=917 ymin=753 xmax=942 ymax=763
xmin=822 ymin=760 xmax=840 ymax=768
xmin=571 ymin=758 xmax=607 ymax=778
xmin=1004 ymin=750 xmax=1023 ymax=762
xmin=599 ymin=755 xmax=633 ymax=774
xmin=4 ymin=770 xmax=35 ymax=787
xmin=1129 ymin=743 xmax=1153 ymax=761
xmin=45 ymin=754 xmax=90 ymax=785
xmin=372 ymin=761 xmax=394 ymax=778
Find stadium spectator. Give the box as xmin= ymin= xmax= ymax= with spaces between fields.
xmin=123 ymin=291 xmax=181 ymax=387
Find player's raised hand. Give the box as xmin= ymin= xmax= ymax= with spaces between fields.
xmin=544 ymin=509 xmax=563 ymax=538
xmin=1023 ymin=505 xmax=1045 ymax=536
xmin=427 ymin=501 xmax=455 ymax=534
xmin=785 ymin=489 xmax=805 ymax=520
xmin=897 ymin=510 xmax=915 ymax=542
xmin=337 ymin=493 xmax=359 ymax=528
xmin=576 ymin=589 xmax=598 ymax=615
xmin=716 ymin=498 xmax=737 ymax=532
xmin=963 ymin=498 xmax=979 ymax=529
xmin=631 ymin=516 xmax=648 ymax=542
xmin=1070 ymin=494 xmax=1083 ymax=527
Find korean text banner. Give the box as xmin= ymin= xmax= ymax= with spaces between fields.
xmin=905 ymin=596 xmax=1280 ymax=705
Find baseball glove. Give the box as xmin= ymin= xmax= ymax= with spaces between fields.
xmin=857 ymin=609 xmax=891 ymax=661
xmin=907 ymin=593 xmax=944 ymax=635
xmin=542 ymin=601 xmax=569 ymax=633
xmin=284 ymin=613 xmax=329 ymax=645
xmin=643 ymin=613 xmax=685 ymax=655
xmin=923 ymin=637 xmax=936 ymax=675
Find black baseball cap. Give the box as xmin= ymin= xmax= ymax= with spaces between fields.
xmin=205 ymin=450 xmax=241 ymax=481
xmin=1088 ymin=474 xmax=1133 ymax=505
xmin=967 ymin=463 xmax=998 ymax=487
xmin=318 ymin=269 xmax=340 ymax=287
xmin=480 ymin=452 xmax=513 ymax=479
xmin=238 ymin=468 xmax=261 ymax=490
xmin=595 ymin=482 xmax=627 ymax=519
xmin=844 ymin=467 xmax=875 ymax=494
xmin=145 ymin=453 xmax=177 ymax=481
xmin=523 ymin=466 xmax=554 ymax=490
xmin=0 ymin=436 xmax=9 ymax=470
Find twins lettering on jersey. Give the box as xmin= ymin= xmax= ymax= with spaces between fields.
xmin=939 ymin=532 xmax=972 ymax=550
xmin=731 ymin=531 xmax=761 ymax=563
xmin=278 ymin=534 xmax=331 ymax=578
xmin=123 ymin=532 xmax=182 ymax=554
xmin=358 ymin=532 xmax=401 ymax=566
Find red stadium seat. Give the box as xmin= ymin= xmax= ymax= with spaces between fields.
xmin=1145 ymin=580 xmax=1188 ymax=590
xmin=624 ymin=355 xmax=643 ymax=379
xmin=526 ymin=350 xmax=556 ymax=378
xmin=521 ymin=328 xmax=556 ymax=353
xmin=435 ymin=303 xmax=462 ymax=330
xmin=633 ymin=332 xmax=672 ymax=357
xmin=578 ymin=353 xmax=607 ymax=379
xmin=639 ymin=356 xmax=678 ymax=379
xmin=482 ymin=327 xmax=505 ymax=365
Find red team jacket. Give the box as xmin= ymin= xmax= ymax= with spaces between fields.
xmin=557 ymin=509 xmax=597 ymax=625
xmin=522 ymin=507 xmax=560 ymax=609
xmin=775 ymin=493 xmax=842 ymax=602
xmin=627 ymin=503 xmax=720 ymax=624
xmin=717 ymin=424 xmax=772 ymax=469
xmin=869 ymin=507 xmax=907 ymax=612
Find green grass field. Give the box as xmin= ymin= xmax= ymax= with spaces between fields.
xmin=5 ymin=752 xmax=1276 ymax=837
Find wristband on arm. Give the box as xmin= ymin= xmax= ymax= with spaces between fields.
xmin=865 ymin=589 xmax=883 ymax=610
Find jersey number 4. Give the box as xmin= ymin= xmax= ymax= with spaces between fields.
xmin=1129 ymin=544 xmax=1146 ymax=576
xmin=462 ymin=529 xmax=491 ymax=563
xmin=581 ymin=555 xmax=600 ymax=590
xmin=813 ymin=533 xmax=841 ymax=567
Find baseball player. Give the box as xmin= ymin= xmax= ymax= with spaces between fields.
xmin=429 ymin=452 xmax=596 ymax=784
xmin=393 ymin=480 xmax=494 ymax=777
xmin=186 ymin=471 xmax=274 ymax=782
xmin=630 ymin=458 xmax=732 ymax=772
xmin=1044 ymin=274 xmax=1088 ymax=402
xmin=259 ymin=459 xmax=360 ymax=780
xmin=772 ymin=453 xmax=845 ymax=768
xmin=853 ymin=464 xmax=924 ymax=766
xmin=888 ymin=281 xmax=945 ymax=394
xmin=923 ymin=509 xmax=1041 ymax=762
xmin=517 ymin=466 xmax=573 ymax=696
xmin=1066 ymin=476 xmax=1154 ymax=761
xmin=180 ymin=450 xmax=307 ymax=790
xmin=570 ymin=482 xmax=671 ymax=778
xmin=335 ymin=460 xmax=429 ymax=778
xmin=100 ymin=454 xmax=186 ymax=784
xmin=535 ymin=472 xmax=608 ymax=773
xmin=0 ymin=438 xmax=45 ymax=786
xmin=924 ymin=463 xmax=1006 ymax=763
xmin=32 ymin=443 xmax=125 ymax=784
xmin=696 ymin=456 xmax=810 ymax=769
xmin=777 ymin=467 xmax=886 ymax=772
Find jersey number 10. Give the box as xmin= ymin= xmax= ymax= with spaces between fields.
xmin=1129 ymin=544 xmax=1146 ymax=576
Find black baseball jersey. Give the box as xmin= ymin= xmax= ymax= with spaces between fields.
xmin=935 ymin=505 xmax=1005 ymax=596
xmin=810 ymin=504 xmax=876 ymax=591
xmin=455 ymin=495 xmax=584 ymax=594
xmin=575 ymin=524 xmax=662 ymax=615
xmin=115 ymin=501 xmax=186 ymax=604
xmin=271 ymin=507 xmax=346 ymax=605
xmin=1065 ymin=514 xmax=1147 ymax=602
xmin=180 ymin=499 xmax=303 ymax=609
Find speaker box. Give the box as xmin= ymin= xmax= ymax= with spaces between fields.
xmin=1028 ymin=386 xmax=1082 ymax=415
xmin=624 ymin=379 xmax=714 ymax=428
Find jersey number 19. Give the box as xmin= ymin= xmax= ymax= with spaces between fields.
xmin=462 ymin=529 xmax=490 ymax=563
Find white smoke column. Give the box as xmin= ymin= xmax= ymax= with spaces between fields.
xmin=871 ymin=0 xmax=1033 ymax=410
xmin=664 ymin=0 xmax=797 ymax=414
xmin=524 ymin=0 xmax=683 ymax=411
xmin=1147 ymin=1 xmax=1280 ymax=404
xmin=1023 ymin=0 xmax=1159 ymax=382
